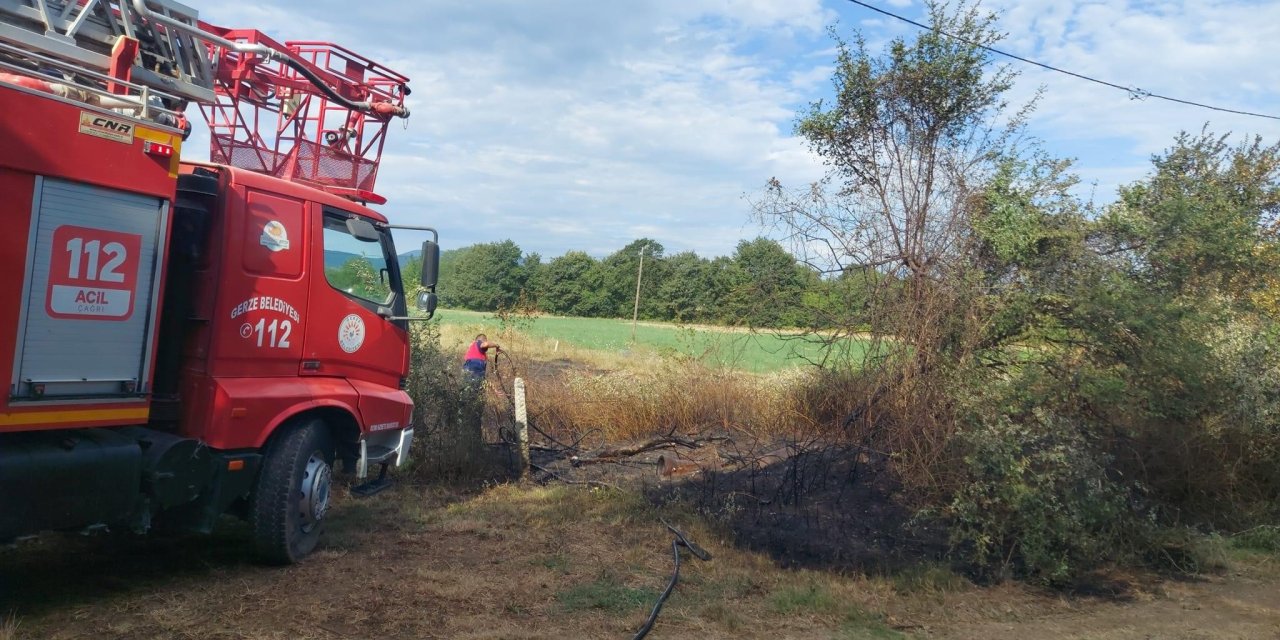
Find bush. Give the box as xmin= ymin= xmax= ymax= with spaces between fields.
xmin=1197 ymin=320 xmax=1280 ymax=523
xmin=404 ymin=321 xmax=488 ymax=480
xmin=928 ymin=313 xmax=1280 ymax=583
xmin=941 ymin=411 xmax=1132 ymax=583
xmin=1232 ymin=526 xmax=1280 ymax=553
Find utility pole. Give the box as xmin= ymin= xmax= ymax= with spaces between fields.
xmin=631 ymin=245 xmax=647 ymax=344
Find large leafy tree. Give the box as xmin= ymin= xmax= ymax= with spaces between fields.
xmin=755 ymin=0 xmax=1032 ymax=362
xmin=720 ymin=237 xmax=813 ymax=328
xmin=656 ymin=251 xmax=723 ymax=323
xmin=439 ymin=240 xmax=527 ymax=310
xmin=598 ymin=238 xmax=667 ymax=318
xmin=1097 ymin=131 xmax=1280 ymax=300
xmin=539 ymin=250 xmax=609 ymax=317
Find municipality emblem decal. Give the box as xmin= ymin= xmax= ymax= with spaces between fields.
xmin=260 ymin=221 xmax=290 ymax=252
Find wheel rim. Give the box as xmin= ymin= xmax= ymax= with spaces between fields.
xmin=299 ymin=451 xmax=332 ymax=534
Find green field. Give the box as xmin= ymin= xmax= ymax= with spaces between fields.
xmin=434 ymin=309 xmax=868 ymax=373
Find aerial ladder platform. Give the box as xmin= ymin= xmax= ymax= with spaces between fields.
xmin=0 ymin=0 xmax=410 ymax=202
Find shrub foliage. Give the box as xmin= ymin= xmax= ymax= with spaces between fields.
xmin=755 ymin=0 xmax=1280 ymax=582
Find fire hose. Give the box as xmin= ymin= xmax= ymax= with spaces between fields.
xmin=489 ymin=350 xmax=588 ymax=452
xmin=632 ymin=519 xmax=712 ymax=640
xmin=488 ymin=350 xmax=713 ymax=638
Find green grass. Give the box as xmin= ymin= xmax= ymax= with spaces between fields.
xmin=770 ymin=582 xmax=841 ymax=615
xmin=555 ymin=574 xmax=657 ymax=614
xmin=1231 ymin=526 xmax=1280 ymax=553
xmin=890 ymin=562 xmax=970 ymax=595
xmin=536 ymin=553 xmax=572 ymax=573
xmin=435 ymin=308 xmax=872 ymax=373
xmin=770 ymin=582 xmax=903 ymax=639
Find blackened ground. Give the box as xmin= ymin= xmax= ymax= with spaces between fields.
xmin=527 ymin=438 xmax=947 ymax=575
xmin=663 ymin=447 xmax=946 ymax=573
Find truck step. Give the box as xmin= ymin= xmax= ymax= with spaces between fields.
xmin=350 ymin=463 xmax=392 ymax=498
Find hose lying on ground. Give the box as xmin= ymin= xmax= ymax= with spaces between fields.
xmin=632 ymin=519 xmax=712 ymax=640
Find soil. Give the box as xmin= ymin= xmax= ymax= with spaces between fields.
xmin=534 ymin=437 xmax=1280 ymax=639
xmin=1 ymin=477 xmax=1279 ymax=639
xmin=912 ymin=561 xmax=1280 ymax=639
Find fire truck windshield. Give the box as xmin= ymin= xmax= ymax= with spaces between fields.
xmin=321 ymin=211 xmax=403 ymax=310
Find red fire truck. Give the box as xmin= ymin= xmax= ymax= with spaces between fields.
xmin=0 ymin=0 xmax=437 ymax=563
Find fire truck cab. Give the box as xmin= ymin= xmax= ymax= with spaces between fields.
xmin=0 ymin=0 xmax=435 ymax=563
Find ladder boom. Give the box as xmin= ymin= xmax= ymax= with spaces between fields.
xmin=0 ymin=0 xmax=216 ymax=102
xmin=0 ymin=0 xmax=413 ymax=203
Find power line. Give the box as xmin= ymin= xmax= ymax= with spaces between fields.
xmin=842 ymin=0 xmax=1280 ymax=121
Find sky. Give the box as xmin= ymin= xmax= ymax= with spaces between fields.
xmin=185 ymin=0 xmax=1280 ymax=259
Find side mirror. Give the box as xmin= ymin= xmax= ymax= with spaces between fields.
xmin=420 ymin=239 xmax=440 ymax=288
xmin=415 ymin=290 xmax=438 ymax=316
xmin=346 ymin=217 xmax=381 ymax=242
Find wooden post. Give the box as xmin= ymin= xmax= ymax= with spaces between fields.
xmin=514 ymin=377 xmax=530 ymax=479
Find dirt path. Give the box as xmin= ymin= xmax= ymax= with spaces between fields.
xmin=920 ymin=565 xmax=1280 ymax=640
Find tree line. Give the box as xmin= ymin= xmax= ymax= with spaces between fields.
xmin=410 ymin=236 xmax=883 ymax=329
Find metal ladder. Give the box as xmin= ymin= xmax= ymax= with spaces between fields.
xmin=0 ymin=0 xmax=216 ymax=103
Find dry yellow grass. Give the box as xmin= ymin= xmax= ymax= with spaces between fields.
xmin=525 ymin=363 xmax=807 ymax=441
xmin=438 ymin=320 xmax=848 ymax=443
xmin=0 ymin=615 xmax=18 ymax=640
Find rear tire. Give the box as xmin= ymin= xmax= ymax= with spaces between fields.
xmin=250 ymin=419 xmax=334 ymax=564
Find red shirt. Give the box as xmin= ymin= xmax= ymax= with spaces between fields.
xmin=464 ymin=340 xmax=486 ymax=362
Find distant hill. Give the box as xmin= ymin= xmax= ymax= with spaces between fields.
xmin=323 ymin=249 xmax=420 ymax=271
xmin=324 ymin=250 xmax=385 ymax=270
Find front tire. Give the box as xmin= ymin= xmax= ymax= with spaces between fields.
xmin=250 ymin=419 xmax=334 ymax=564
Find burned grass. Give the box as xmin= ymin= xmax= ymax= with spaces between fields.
xmin=660 ymin=444 xmax=946 ymax=575
xmin=525 ymin=430 xmax=945 ymax=578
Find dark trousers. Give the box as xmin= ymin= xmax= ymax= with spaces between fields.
xmin=462 ymin=359 xmax=487 ymax=381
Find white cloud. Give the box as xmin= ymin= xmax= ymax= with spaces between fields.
xmin=984 ymin=0 xmax=1280 ymax=197
xmin=183 ymin=0 xmax=837 ymax=258
xmin=179 ymin=0 xmax=1280 ymax=260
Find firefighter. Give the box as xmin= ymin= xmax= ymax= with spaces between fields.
xmin=462 ymin=333 xmax=501 ymax=382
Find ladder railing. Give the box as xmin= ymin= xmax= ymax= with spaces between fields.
xmin=199 ymin=31 xmax=410 ymax=203
xmin=0 ymin=0 xmax=412 ymax=203
xmin=0 ymin=39 xmax=185 ymax=126
xmin=0 ymin=0 xmax=216 ymax=103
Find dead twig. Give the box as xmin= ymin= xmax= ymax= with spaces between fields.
xmin=530 ymin=463 xmax=619 ymax=491
xmin=571 ymin=434 xmax=731 ymax=466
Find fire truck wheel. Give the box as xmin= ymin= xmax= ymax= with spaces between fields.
xmin=249 ymin=419 xmax=334 ymax=564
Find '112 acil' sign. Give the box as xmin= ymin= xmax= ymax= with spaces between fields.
xmin=45 ymin=225 xmax=142 ymax=321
